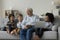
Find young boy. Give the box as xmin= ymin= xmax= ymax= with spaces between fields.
xmin=6 ymin=14 xmax=17 ymax=34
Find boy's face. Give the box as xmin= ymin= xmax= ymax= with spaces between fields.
xmin=44 ymin=16 xmax=49 ymax=22
xmin=10 ymin=16 xmax=14 ymax=21
xmin=18 ymin=16 xmax=23 ymax=22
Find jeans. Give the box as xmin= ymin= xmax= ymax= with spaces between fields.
xmin=20 ymin=27 xmax=35 ymax=40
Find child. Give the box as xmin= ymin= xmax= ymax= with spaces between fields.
xmin=6 ymin=14 xmax=17 ymax=34
xmin=11 ymin=14 xmax=23 ymax=35
xmin=33 ymin=13 xmax=55 ymax=40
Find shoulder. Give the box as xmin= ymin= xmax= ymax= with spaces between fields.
xmin=34 ymin=15 xmax=39 ymax=17
xmin=6 ymin=21 xmax=11 ymax=25
xmin=33 ymin=15 xmax=39 ymax=19
xmin=23 ymin=16 xmax=28 ymax=20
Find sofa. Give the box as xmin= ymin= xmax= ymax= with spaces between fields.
xmin=58 ymin=27 xmax=60 ymax=40
xmin=57 ymin=16 xmax=60 ymax=40
xmin=0 ymin=31 xmax=19 ymax=40
xmin=0 ymin=16 xmax=60 ymax=40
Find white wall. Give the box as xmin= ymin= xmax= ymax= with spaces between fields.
xmin=0 ymin=0 xmax=3 ymax=17
xmin=1 ymin=0 xmax=58 ymax=17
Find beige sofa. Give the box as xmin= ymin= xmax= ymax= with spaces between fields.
xmin=0 ymin=16 xmax=59 ymax=40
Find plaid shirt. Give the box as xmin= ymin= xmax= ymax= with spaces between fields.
xmin=6 ymin=21 xmax=17 ymax=29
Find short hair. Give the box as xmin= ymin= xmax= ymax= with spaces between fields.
xmin=8 ymin=14 xmax=15 ymax=20
xmin=18 ymin=14 xmax=23 ymax=17
xmin=26 ymin=8 xmax=33 ymax=12
xmin=45 ymin=13 xmax=55 ymax=23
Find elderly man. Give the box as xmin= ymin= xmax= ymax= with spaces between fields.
xmin=20 ymin=8 xmax=40 ymax=40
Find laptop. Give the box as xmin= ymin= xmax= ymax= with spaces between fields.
xmin=35 ymin=21 xmax=47 ymax=28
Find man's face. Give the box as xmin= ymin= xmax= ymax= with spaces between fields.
xmin=26 ymin=9 xmax=33 ymax=16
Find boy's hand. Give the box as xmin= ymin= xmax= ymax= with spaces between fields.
xmin=10 ymin=29 xmax=17 ymax=35
xmin=11 ymin=31 xmax=13 ymax=34
xmin=7 ymin=30 xmax=10 ymax=34
xmin=6 ymin=29 xmax=10 ymax=34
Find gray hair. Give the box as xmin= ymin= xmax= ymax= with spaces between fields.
xmin=26 ymin=8 xmax=33 ymax=12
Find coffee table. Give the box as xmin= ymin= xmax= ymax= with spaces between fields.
xmin=0 ymin=31 xmax=20 ymax=40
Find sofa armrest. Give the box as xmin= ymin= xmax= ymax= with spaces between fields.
xmin=42 ymin=31 xmax=57 ymax=39
xmin=52 ymin=24 xmax=58 ymax=31
xmin=58 ymin=27 xmax=60 ymax=33
xmin=58 ymin=27 xmax=60 ymax=40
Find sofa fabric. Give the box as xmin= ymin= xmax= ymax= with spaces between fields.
xmin=58 ymin=27 xmax=60 ymax=40
xmin=42 ymin=31 xmax=57 ymax=39
xmin=0 ymin=31 xmax=20 ymax=40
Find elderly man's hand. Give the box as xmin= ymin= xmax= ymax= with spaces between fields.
xmin=26 ymin=25 xmax=32 ymax=27
xmin=24 ymin=25 xmax=32 ymax=29
xmin=24 ymin=26 xmax=28 ymax=29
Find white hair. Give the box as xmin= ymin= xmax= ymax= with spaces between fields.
xmin=26 ymin=8 xmax=33 ymax=12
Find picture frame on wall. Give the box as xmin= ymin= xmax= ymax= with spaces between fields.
xmin=12 ymin=10 xmax=20 ymax=18
xmin=5 ymin=10 xmax=20 ymax=18
xmin=5 ymin=10 xmax=11 ymax=18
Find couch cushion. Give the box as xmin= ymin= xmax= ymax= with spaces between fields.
xmin=0 ymin=31 xmax=19 ymax=39
xmin=42 ymin=31 xmax=57 ymax=39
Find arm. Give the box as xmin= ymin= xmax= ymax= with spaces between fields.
xmin=6 ymin=22 xmax=10 ymax=32
xmin=21 ymin=16 xmax=27 ymax=29
xmin=17 ymin=28 xmax=20 ymax=33
xmin=6 ymin=25 xmax=10 ymax=33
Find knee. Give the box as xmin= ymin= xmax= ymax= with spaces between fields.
xmin=27 ymin=29 xmax=33 ymax=33
xmin=20 ymin=29 xmax=26 ymax=34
